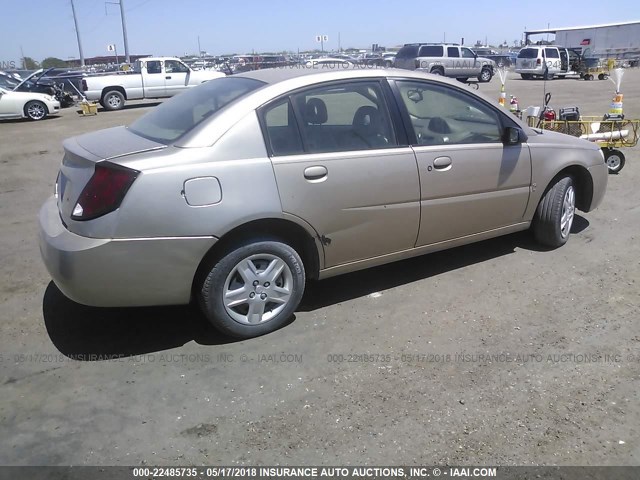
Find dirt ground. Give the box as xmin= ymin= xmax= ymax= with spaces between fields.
xmin=0 ymin=69 xmax=639 ymax=467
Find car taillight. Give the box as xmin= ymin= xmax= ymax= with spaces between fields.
xmin=71 ymin=162 xmax=139 ymax=221
xmin=82 ymin=79 xmax=88 ymax=91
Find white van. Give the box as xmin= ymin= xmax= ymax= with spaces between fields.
xmin=515 ymin=46 xmax=571 ymax=79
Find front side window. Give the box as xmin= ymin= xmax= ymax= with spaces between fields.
xmin=395 ymin=80 xmax=502 ymax=146
xmin=128 ymin=77 xmax=264 ymax=144
xmin=290 ymin=81 xmax=397 ymax=153
xmin=461 ymin=48 xmax=476 ymax=58
xmin=165 ymin=60 xmax=189 ymax=73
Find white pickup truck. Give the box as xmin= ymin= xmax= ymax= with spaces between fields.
xmin=81 ymin=57 xmax=225 ymax=110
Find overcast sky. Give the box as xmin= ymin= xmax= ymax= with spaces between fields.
xmin=1 ymin=0 xmax=637 ymax=63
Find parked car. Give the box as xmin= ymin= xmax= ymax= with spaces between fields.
xmin=0 ymin=87 xmax=60 ymax=120
xmin=81 ymin=57 xmax=225 ymax=110
xmin=394 ymin=43 xmax=496 ymax=82
xmin=12 ymin=68 xmax=75 ymax=108
xmin=515 ymin=46 xmax=572 ymax=79
xmin=0 ymin=71 xmax=21 ymax=89
xmin=39 ymin=67 xmax=607 ymax=339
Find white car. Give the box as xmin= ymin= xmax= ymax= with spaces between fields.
xmin=0 ymin=87 xmax=61 ymax=121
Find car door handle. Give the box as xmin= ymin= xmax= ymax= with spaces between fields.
xmin=303 ymin=165 xmax=328 ymax=182
xmin=433 ymin=156 xmax=452 ymax=170
xmin=165 ymin=76 xmax=172 ymax=79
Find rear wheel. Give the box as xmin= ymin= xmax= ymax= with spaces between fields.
xmin=198 ymin=240 xmax=305 ymax=338
xmin=430 ymin=67 xmax=444 ymax=76
xmin=101 ymin=90 xmax=125 ymax=111
xmin=24 ymin=100 xmax=47 ymax=121
xmin=604 ymin=149 xmax=625 ymax=174
xmin=532 ymin=176 xmax=575 ymax=248
xmin=520 ymin=73 xmax=532 ymax=80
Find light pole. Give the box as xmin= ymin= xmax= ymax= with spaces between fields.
xmin=70 ymin=0 xmax=85 ymax=67
xmin=106 ymin=0 xmax=130 ymax=63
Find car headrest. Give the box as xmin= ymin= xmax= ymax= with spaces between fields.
xmin=352 ymin=106 xmax=381 ymax=129
xmin=304 ymin=98 xmax=328 ymax=125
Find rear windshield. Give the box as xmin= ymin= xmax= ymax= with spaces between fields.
xmin=518 ymin=48 xmax=538 ymax=59
xmin=396 ymin=45 xmax=419 ymax=59
xmin=128 ymin=77 xmax=264 ymax=144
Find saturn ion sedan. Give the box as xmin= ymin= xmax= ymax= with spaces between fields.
xmin=39 ymin=67 xmax=607 ymax=338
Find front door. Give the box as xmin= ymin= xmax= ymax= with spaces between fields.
xmin=261 ymin=80 xmax=421 ymax=268
xmin=164 ymin=60 xmax=190 ymax=96
xmin=392 ymin=79 xmax=532 ymax=246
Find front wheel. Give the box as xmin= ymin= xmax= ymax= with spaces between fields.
xmin=24 ymin=100 xmax=47 ymax=121
xmin=532 ymin=176 xmax=575 ymax=248
xmin=430 ymin=68 xmax=444 ymax=76
xmin=198 ymin=240 xmax=305 ymax=338
xmin=478 ymin=68 xmax=492 ymax=82
xmin=604 ymin=149 xmax=625 ymax=174
xmin=101 ymin=90 xmax=125 ymax=111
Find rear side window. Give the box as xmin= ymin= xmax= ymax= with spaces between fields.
xmin=447 ymin=47 xmax=460 ymax=58
xmin=419 ymin=45 xmax=444 ymax=57
xmin=289 ymin=81 xmax=397 ymax=154
xmin=545 ymin=48 xmax=560 ymax=58
xmin=518 ymin=48 xmax=538 ymax=59
xmin=146 ymin=60 xmax=162 ymax=74
xmin=262 ymin=99 xmax=304 ymax=156
xmin=396 ymin=45 xmax=419 ymax=59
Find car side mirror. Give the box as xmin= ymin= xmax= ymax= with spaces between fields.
xmin=504 ymin=126 xmax=524 ymax=145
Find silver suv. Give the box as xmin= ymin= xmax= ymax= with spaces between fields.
xmin=394 ymin=43 xmax=495 ymax=82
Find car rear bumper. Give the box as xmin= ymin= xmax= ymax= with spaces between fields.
xmin=38 ymin=196 xmax=217 ymax=307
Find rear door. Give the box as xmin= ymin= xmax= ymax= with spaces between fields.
xmin=261 ymin=80 xmax=421 ymax=268
xmin=391 ymin=79 xmax=531 ymax=246
xmin=141 ymin=60 xmax=167 ymax=97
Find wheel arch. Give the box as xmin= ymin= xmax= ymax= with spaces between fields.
xmin=101 ymin=86 xmax=127 ymax=100
xmin=545 ymin=165 xmax=594 ymax=212
xmin=23 ymin=99 xmax=49 ymax=118
xmin=191 ymin=217 xmax=322 ymax=298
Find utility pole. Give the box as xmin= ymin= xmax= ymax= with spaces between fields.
xmin=106 ymin=0 xmax=131 ymax=63
xmin=70 ymin=0 xmax=85 ymax=67
xmin=119 ymin=0 xmax=130 ymax=62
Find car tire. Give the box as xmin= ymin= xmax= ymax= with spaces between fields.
xmin=198 ymin=240 xmax=305 ymax=338
xmin=532 ymin=176 xmax=575 ymax=248
xmin=102 ymin=90 xmax=125 ymax=111
xmin=521 ymin=74 xmax=532 ymax=80
xmin=24 ymin=100 xmax=48 ymax=121
xmin=604 ymin=149 xmax=625 ymax=174
xmin=430 ymin=68 xmax=444 ymax=76
xmin=478 ymin=68 xmax=492 ymax=82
